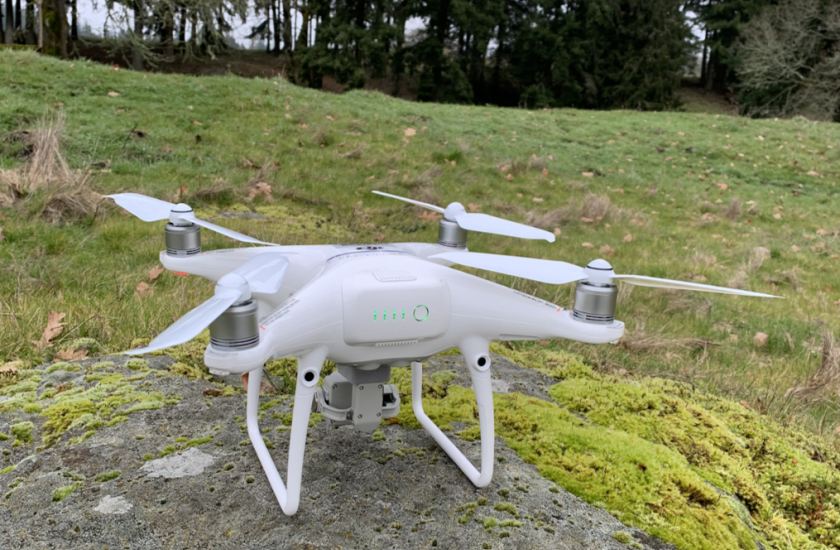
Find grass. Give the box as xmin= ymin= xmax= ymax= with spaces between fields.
xmin=2 ymin=49 xmax=840 ymax=546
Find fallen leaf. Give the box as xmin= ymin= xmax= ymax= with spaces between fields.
xmin=773 ymin=213 xmax=782 ymax=220
xmin=326 ymin=115 xmax=335 ymax=121
xmin=0 ymin=227 xmax=3 ymax=242
xmin=542 ymin=168 xmax=549 ymax=177
xmin=600 ymin=244 xmax=615 ymax=256
xmin=739 ymin=400 xmax=750 ymax=409
xmin=419 ymin=211 xmax=441 ymax=221
xmin=623 ymin=234 xmax=633 ymax=243
xmin=580 ymin=217 xmax=594 ymax=223
xmin=538 ymin=340 xmax=550 ymax=346
xmin=112 ymin=64 xmax=119 ymax=71
xmin=135 ymin=281 xmax=153 ymax=298
xmin=248 ymin=182 xmax=273 ymax=202
xmin=192 ymin=119 xmax=202 ymax=126
xmin=404 ymin=128 xmax=416 ymax=137
xmin=114 ymin=109 xmax=125 ymax=115
xmin=467 ymin=203 xmax=480 ymax=212
xmin=806 ymin=170 xmax=820 ymax=177
xmin=553 ymin=228 xmax=561 ymax=236
xmin=107 ymin=91 xmax=120 ymax=97
xmin=791 ymin=245 xmax=800 ymax=252
xmin=700 ymin=213 xmax=718 ymax=221
xmin=32 ymin=312 xmax=66 ymax=350
xmin=817 ymin=228 xmax=829 ymax=236
xmin=506 ymin=173 xmax=514 ymax=181
xmin=285 ymin=113 xmax=292 ymax=119
xmin=532 ymin=197 xmax=544 ymax=203
xmin=716 ymin=183 xmax=728 ymax=191
xmin=753 ymin=332 xmax=768 ymax=348
xmin=54 ymin=347 xmax=88 ymax=361
xmin=582 ymin=242 xmax=594 ymax=249
xmin=613 ymin=188 xmax=624 ymax=194
xmin=148 ymin=265 xmax=165 ymax=282
xmin=630 ymin=219 xmax=645 ymax=226
xmin=499 ymin=165 xmax=511 ymax=173
xmin=582 ymin=172 xmax=595 ymax=178
xmin=0 ymin=360 xmax=22 ymax=374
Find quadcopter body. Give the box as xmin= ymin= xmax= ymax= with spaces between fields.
xmin=107 ymin=191 xmax=776 ymax=516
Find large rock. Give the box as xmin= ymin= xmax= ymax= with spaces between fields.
xmin=0 ymin=355 xmax=672 ymax=550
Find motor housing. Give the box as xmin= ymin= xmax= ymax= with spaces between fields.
xmin=572 ymin=281 xmax=618 ymax=324
xmin=209 ymin=300 xmax=260 ymax=350
xmin=165 ymin=223 xmax=201 ymax=256
xmin=438 ymin=219 xmax=468 ymax=249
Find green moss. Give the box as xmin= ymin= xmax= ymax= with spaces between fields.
xmin=159 ymin=445 xmax=176 ymax=457
xmin=613 ymin=531 xmax=632 ymax=544
xmin=0 ymin=433 xmax=8 ymax=441
xmin=45 ymin=362 xmax=76 ymax=374
xmin=95 ymin=471 xmax=120 ymax=482
xmin=124 ymin=358 xmax=148 ymax=371
xmin=372 ymin=429 xmax=386 ymax=441
xmin=38 ymin=371 xmax=172 ymax=447
xmin=52 ymin=482 xmax=82 ymax=502
xmin=500 ymin=519 xmax=522 ymax=528
xmin=10 ymin=422 xmax=33 ymax=444
xmin=430 ymin=370 xmax=458 ymax=385
xmin=185 ymin=436 xmax=213 ymax=448
xmin=169 ymin=361 xmax=210 ymax=380
xmin=0 ymin=465 xmax=15 ymax=475
xmin=494 ymin=502 xmax=517 ymax=516
xmin=482 ymin=517 xmax=499 ymax=529
xmin=245 ymin=476 xmax=255 ymax=483
xmin=91 ymin=361 xmax=116 ymax=371
xmin=142 ymin=453 xmax=155 ymax=461
xmin=22 ymin=403 xmax=42 ymax=414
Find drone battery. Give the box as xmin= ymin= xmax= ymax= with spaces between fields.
xmin=165 ymin=223 xmax=201 ymax=256
xmin=342 ymin=270 xmax=451 ymax=346
xmin=209 ymin=300 xmax=260 ymax=350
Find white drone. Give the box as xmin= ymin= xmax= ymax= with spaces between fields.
xmin=107 ymin=190 xmax=776 ymax=516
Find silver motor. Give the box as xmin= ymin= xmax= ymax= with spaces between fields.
xmin=572 ymin=281 xmax=618 ymax=324
xmin=209 ymin=300 xmax=260 ymax=350
xmin=315 ymin=366 xmax=400 ymax=432
xmin=165 ymin=223 xmax=201 ymax=256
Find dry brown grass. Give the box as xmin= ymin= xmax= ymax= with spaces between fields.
xmin=786 ymin=331 xmax=840 ymax=399
xmin=0 ymin=113 xmax=101 ymax=223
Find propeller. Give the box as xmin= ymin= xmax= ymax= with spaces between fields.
xmin=106 ymin=193 xmax=275 ymax=246
xmin=432 ymin=252 xmax=781 ymax=298
xmin=127 ymin=253 xmax=290 ymax=355
xmin=372 ymin=191 xmax=555 ymax=242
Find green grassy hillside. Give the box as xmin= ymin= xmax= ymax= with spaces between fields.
xmin=2 ymin=50 xmax=840 ymax=549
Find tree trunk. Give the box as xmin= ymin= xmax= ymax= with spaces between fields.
xmin=14 ymin=0 xmax=21 ymax=32
xmin=178 ymin=6 xmax=186 ymax=44
xmin=431 ymin=0 xmax=451 ymax=102
xmin=69 ymin=0 xmax=76 ymax=39
xmin=271 ymin=0 xmax=280 ymax=53
xmin=391 ymin=6 xmax=406 ymax=96
xmin=162 ymin=2 xmax=174 ymax=57
xmin=132 ymin=0 xmax=143 ymax=71
xmin=42 ymin=0 xmax=68 ymax=57
xmin=282 ymin=0 xmax=291 ymax=54
xmin=295 ymin=2 xmax=308 ymax=51
xmin=4 ymin=0 xmax=13 ymax=44
xmin=25 ymin=0 xmax=35 ymax=44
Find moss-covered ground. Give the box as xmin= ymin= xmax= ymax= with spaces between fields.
xmin=387 ymin=347 xmax=840 ymax=550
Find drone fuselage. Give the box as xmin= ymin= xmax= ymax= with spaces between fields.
xmin=160 ymin=243 xmax=625 ymax=375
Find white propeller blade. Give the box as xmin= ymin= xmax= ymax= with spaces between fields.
xmin=372 ymin=191 xmax=445 ymax=214
xmin=126 ymin=252 xmax=291 ymax=355
xmin=612 ymin=275 xmax=780 ymax=298
xmin=433 ymin=251 xmax=780 ymax=298
xmin=127 ymin=289 xmax=241 ymax=355
xmin=107 ymin=193 xmax=172 ymax=222
xmin=106 ymin=193 xmax=276 ymax=246
xmin=230 ymin=252 xmax=289 ymax=294
xmin=432 ymin=251 xmax=585 ymax=285
xmin=373 ymin=190 xmax=555 ymax=242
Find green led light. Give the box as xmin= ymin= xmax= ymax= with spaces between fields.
xmin=382 ymin=309 xmax=387 ymax=321
xmin=402 ymin=309 xmax=405 ymax=320
xmin=374 ymin=311 xmax=377 ymax=321
xmin=393 ymin=309 xmax=396 ymax=320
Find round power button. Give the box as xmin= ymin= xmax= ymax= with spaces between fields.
xmin=413 ymin=305 xmax=429 ymax=321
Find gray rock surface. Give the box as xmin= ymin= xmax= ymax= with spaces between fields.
xmin=0 ymin=354 xmax=673 ymax=550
